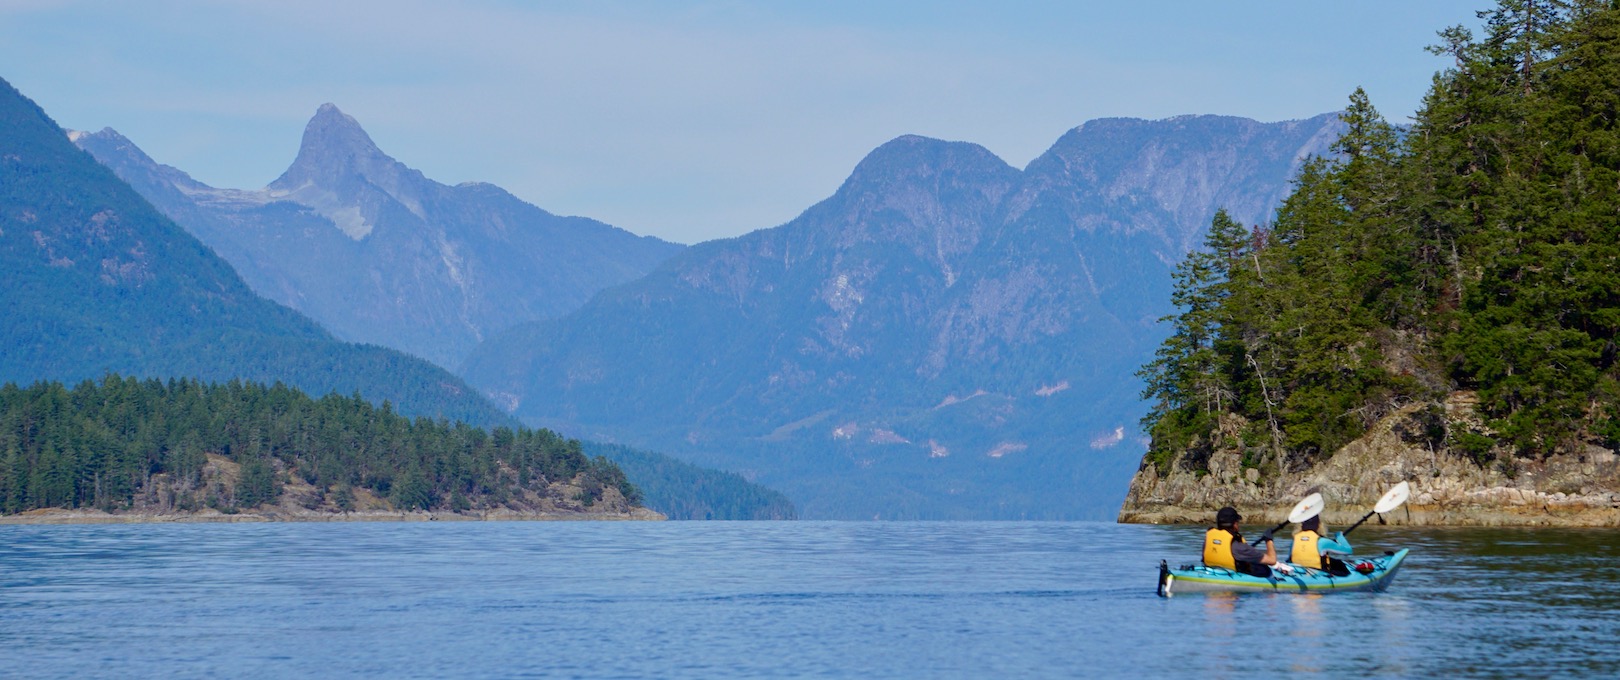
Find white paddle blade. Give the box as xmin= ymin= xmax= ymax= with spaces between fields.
xmin=1288 ymin=492 xmax=1325 ymax=524
xmin=1373 ymin=481 xmax=1411 ymax=514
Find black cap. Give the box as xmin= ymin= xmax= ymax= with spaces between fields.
xmin=1216 ymin=507 xmax=1242 ymax=525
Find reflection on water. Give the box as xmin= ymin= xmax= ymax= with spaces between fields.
xmin=0 ymin=522 xmax=1617 ymax=678
xmin=1283 ymin=596 xmax=1324 ymax=674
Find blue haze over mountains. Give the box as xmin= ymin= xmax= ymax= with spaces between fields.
xmin=0 ymin=77 xmax=508 ymax=427
xmin=462 ymin=115 xmax=1344 ymax=519
xmin=58 ymin=100 xmax=796 ymax=520
xmin=67 ymin=89 xmax=1342 ymax=519
xmin=74 ymin=105 xmax=682 ymax=369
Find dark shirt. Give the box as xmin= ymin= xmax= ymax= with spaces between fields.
xmin=1231 ymin=537 xmax=1268 ymax=565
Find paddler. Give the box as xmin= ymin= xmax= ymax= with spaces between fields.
xmin=1290 ymin=515 xmax=1350 ymax=576
xmin=1203 ymin=506 xmax=1278 ymax=577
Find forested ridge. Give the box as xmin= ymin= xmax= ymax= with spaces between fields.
xmin=0 ymin=375 xmax=641 ymax=515
xmin=1140 ymin=0 xmax=1620 ymax=478
xmin=584 ymin=441 xmax=798 ymax=520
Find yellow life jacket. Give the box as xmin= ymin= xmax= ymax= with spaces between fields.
xmin=1290 ymin=529 xmax=1322 ymax=569
xmin=1203 ymin=528 xmax=1237 ymax=569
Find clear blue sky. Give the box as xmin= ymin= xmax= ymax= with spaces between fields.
xmin=2 ymin=1 xmax=1483 ymax=244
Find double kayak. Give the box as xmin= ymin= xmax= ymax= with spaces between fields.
xmin=1157 ymin=548 xmax=1409 ymax=596
xmin=1160 ymin=486 xmax=1416 ymax=597
xmin=1156 ymin=530 xmax=1411 ymax=597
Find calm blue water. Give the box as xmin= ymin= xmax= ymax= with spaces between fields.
xmin=2 ymin=521 xmax=1618 ymax=678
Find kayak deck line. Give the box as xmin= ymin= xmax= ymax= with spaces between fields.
xmin=1157 ymin=549 xmax=1410 ymax=597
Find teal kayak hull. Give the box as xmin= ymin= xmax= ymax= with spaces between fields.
xmin=1156 ymin=548 xmax=1410 ymax=596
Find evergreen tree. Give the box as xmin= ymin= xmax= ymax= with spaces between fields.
xmin=235 ymin=457 xmax=277 ymax=508
xmin=0 ymin=374 xmax=644 ymax=514
xmin=1139 ymin=209 xmax=1251 ymax=469
xmin=1140 ymin=0 xmax=1620 ymax=468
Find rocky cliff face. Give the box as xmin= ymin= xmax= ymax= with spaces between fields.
xmin=1119 ymin=394 xmax=1620 ymax=527
xmin=74 ymin=106 xmax=683 ymax=368
xmin=462 ymin=114 xmax=1344 ymax=519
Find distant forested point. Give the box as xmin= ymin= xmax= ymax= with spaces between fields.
xmin=585 ymin=441 xmax=797 ymax=520
xmin=0 ymin=375 xmax=642 ymax=516
xmin=1140 ymin=0 xmax=1620 ymax=475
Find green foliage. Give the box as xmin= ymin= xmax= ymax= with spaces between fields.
xmin=1140 ymin=1 xmax=1620 ymax=466
xmin=333 ymin=484 xmax=356 ymax=512
xmin=390 ymin=466 xmax=434 ymax=511
xmin=1453 ymin=431 xmax=1499 ymax=467
xmin=1138 ymin=210 xmax=1248 ymax=464
xmin=0 ymin=375 xmax=640 ymax=514
xmin=1395 ymin=404 xmax=1451 ymax=450
xmin=1140 ymin=409 xmax=1214 ymax=476
xmin=235 ymin=457 xmax=278 ymax=508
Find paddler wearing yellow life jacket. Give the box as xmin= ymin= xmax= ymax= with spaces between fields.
xmin=1203 ymin=506 xmax=1277 ymax=577
xmin=1290 ymin=515 xmax=1350 ymax=576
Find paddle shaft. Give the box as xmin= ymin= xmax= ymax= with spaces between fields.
xmin=1344 ymin=482 xmax=1411 ymax=535
xmin=1250 ymin=519 xmax=1288 ymax=547
xmin=1343 ymin=510 xmax=1380 ymax=536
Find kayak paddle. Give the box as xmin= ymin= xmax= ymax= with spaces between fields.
xmin=1343 ymin=481 xmax=1410 ymax=536
xmin=1251 ymin=492 xmax=1324 ymax=546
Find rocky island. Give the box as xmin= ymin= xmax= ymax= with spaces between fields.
xmin=1120 ymin=394 xmax=1620 ymax=527
xmin=1121 ymin=4 xmax=1620 ymax=528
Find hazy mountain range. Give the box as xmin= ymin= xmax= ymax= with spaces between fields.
xmin=74 ymin=105 xmax=682 ymax=368
xmin=72 ymin=98 xmax=1342 ymax=518
xmin=0 ymin=77 xmax=508 ymax=426
xmin=461 ymin=114 xmax=1344 ymax=519
xmin=48 ymin=58 xmax=1346 ymax=520
xmin=0 ymin=76 xmax=792 ymax=520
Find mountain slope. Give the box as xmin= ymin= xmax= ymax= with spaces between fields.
xmin=462 ymin=115 xmax=1342 ymax=519
xmin=0 ymin=76 xmax=508 ymax=427
xmin=583 ymin=441 xmax=797 ymax=520
xmin=75 ymin=105 xmax=683 ymax=367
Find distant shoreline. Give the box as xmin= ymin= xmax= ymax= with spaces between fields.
xmin=0 ymin=507 xmax=666 ymax=525
xmin=1118 ymin=504 xmax=1620 ymax=528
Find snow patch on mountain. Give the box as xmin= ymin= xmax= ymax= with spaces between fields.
xmin=1035 ymin=381 xmax=1070 ymax=397
xmin=934 ymin=389 xmax=988 ymax=409
xmin=986 ymin=442 xmax=1027 ymax=458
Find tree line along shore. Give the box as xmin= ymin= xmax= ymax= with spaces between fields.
xmin=0 ymin=375 xmax=655 ymax=521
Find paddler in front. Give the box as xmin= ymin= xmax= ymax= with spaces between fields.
xmin=1290 ymin=515 xmax=1350 ymax=576
xmin=1203 ymin=506 xmax=1279 ymax=577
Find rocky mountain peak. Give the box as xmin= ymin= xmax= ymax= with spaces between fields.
xmin=1011 ymin=113 xmax=1343 ymax=255
xmin=304 ymin=103 xmax=384 ymax=158
xmin=840 ymin=135 xmax=1019 ymax=196
xmin=269 ymin=103 xmax=395 ymax=190
xmin=813 ymin=135 xmax=1020 ymax=264
xmin=69 ymin=127 xmax=145 ymax=164
xmin=71 ymin=96 xmax=685 ymax=367
xmin=266 ymin=104 xmax=433 ymax=239
xmin=71 ymin=127 xmax=208 ymax=194
xmin=78 ymin=127 xmax=153 ymax=163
